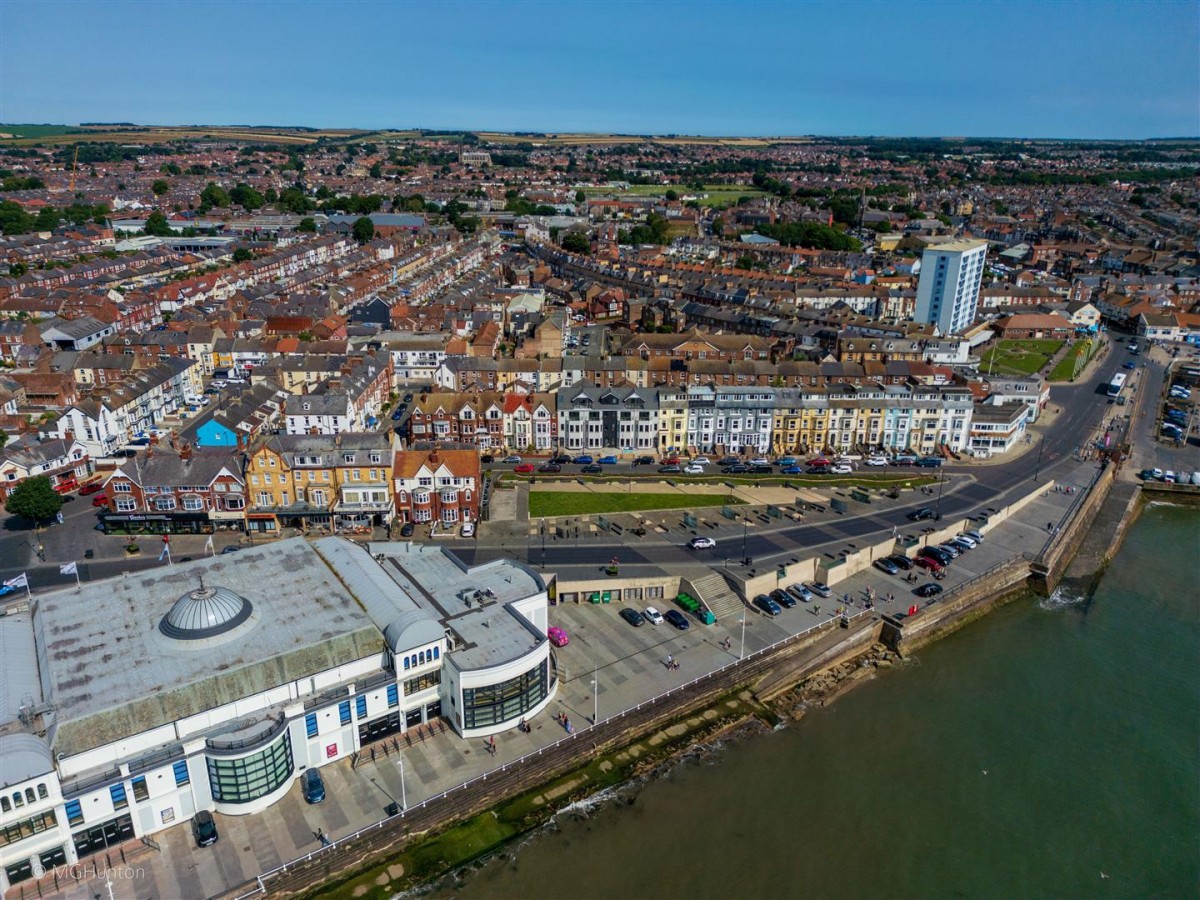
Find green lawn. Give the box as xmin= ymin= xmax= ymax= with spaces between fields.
xmin=980 ymin=339 xmax=1064 ymax=376
xmin=1047 ymin=338 xmax=1094 ymax=381
xmin=528 ymin=491 xmax=738 ymax=518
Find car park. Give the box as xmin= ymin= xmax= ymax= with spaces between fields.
xmin=874 ymin=557 xmax=900 ymax=575
xmin=689 ymin=536 xmax=716 ymax=550
xmin=888 ymin=554 xmax=914 ymax=570
xmin=400 ymin=522 xmax=415 ymax=537
xmin=753 ymin=594 xmax=782 ymax=617
xmin=664 ymin=609 xmax=690 ymax=630
xmin=581 ymin=464 xmax=603 ymax=474
xmin=503 ymin=455 xmax=522 ymax=463
xmin=914 ymin=583 xmax=943 ymax=598
xmin=461 ymin=523 xmax=475 ymax=538
xmin=786 ymin=583 xmax=814 ymax=603
xmin=538 ymin=463 xmax=562 ymax=473
xmin=659 ymin=464 xmax=683 ymax=474
xmin=907 ymin=507 xmax=936 ymax=521
xmin=574 ymin=455 xmax=594 ymax=465
xmin=643 ymin=606 xmax=664 ymax=625
xmin=547 ymin=626 xmax=570 ymax=646
xmin=302 ymin=769 xmax=326 ymax=804
xmin=598 ymin=455 xmax=618 ymax=465
xmin=684 ymin=464 xmax=705 ymax=474
xmin=771 ymin=588 xmax=796 ymax=608
xmin=514 ymin=463 xmax=535 ymax=473
xmin=807 ymin=582 xmax=832 ymax=598
xmin=619 ymin=608 xmax=645 ymax=627
xmin=193 ymin=810 xmax=219 ymax=847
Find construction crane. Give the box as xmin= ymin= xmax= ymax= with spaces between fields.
xmin=68 ymin=145 xmax=79 ymax=194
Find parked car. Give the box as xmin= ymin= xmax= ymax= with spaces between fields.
xmin=302 ymin=768 xmax=326 ymax=804
xmin=538 ymin=463 xmax=562 ymax=473
xmin=749 ymin=464 xmax=773 ymax=474
xmin=748 ymin=457 xmax=770 ymax=467
xmin=874 ymin=557 xmax=900 ymax=575
xmin=514 ymin=463 xmax=535 ymax=473
xmin=717 ymin=456 xmax=740 ymax=466
xmin=776 ymin=457 xmax=797 ymax=466
xmin=692 ymin=456 xmax=711 ymax=466
xmin=632 ymin=455 xmax=655 ymax=466
xmin=659 ymin=464 xmax=683 ymax=474
xmin=480 ymin=454 xmax=495 ymax=464
xmin=754 ymin=594 xmax=782 ymax=617
xmin=963 ymin=530 xmax=984 ymax=543
xmin=907 ymin=507 xmax=936 ymax=521
xmin=689 ymin=536 xmax=716 ymax=550
xmin=664 ymin=609 xmax=690 ymax=630
xmin=770 ymin=588 xmax=796 ymax=608
xmin=787 ymin=583 xmax=814 ymax=603
xmin=391 ymin=409 xmax=405 ymax=421
xmin=946 ymin=538 xmax=972 ymax=554
xmin=221 ymin=546 xmax=241 ymax=555
xmin=574 ymin=455 xmax=594 ymax=465
xmin=598 ymin=455 xmax=618 ymax=465
xmin=866 ymin=456 xmax=889 ymax=467
xmin=684 ymin=464 xmax=705 ymax=474
xmin=660 ymin=456 xmax=681 ymax=466
xmin=619 ymin=608 xmax=646 ymax=627
xmin=722 ymin=464 xmax=749 ymax=474
xmin=643 ymin=606 xmax=664 ymax=625
xmin=954 ymin=534 xmax=978 ymax=549
xmin=193 ymin=810 xmax=219 ymax=847
xmin=892 ymin=455 xmax=917 ymax=466
xmin=919 ymin=547 xmax=952 ymax=566
xmin=400 ymin=522 xmax=415 ymax=537
xmin=1123 ymin=360 xmax=1137 ymax=369
xmin=403 ymin=393 xmax=414 ymax=403
xmin=805 ymin=466 xmax=831 ymax=475
xmin=78 ymin=483 xmax=102 ymax=496
xmin=807 ymin=582 xmax=833 ymax=598
xmin=127 ymin=437 xmax=151 ymax=447
xmin=915 ymin=457 xmax=943 ymax=468
xmin=936 ymin=543 xmax=961 ymax=559
xmin=830 ymin=463 xmax=853 ymax=474
xmin=915 ymin=556 xmax=944 ymax=573
xmin=547 ymin=626 xmax=570 ymax=647
xmin=461 ymin=522 xmax=475 ymax=538
xmin=914 ymin=583 xmax=943 ymax=598
xmin=503 ymin=455 xmax=523 ymax=463
xmin=807 ymin=458 xmax=831 ymax=467
xmin=781 ymin=465 xmax=803 ymax=475
xmin=888 ymin=554 xmax=914 ymax=570
xmin=581 ymin=464 xmax=603 ymax=474
xmin=91 ymin=493 xmax=108 ymax=507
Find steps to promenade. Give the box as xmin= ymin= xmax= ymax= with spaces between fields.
xmin=684 ymin=572 xmax=747 ymax=622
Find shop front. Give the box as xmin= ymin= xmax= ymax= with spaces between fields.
xmin=101 ymin=513 xmax=215 ymax=536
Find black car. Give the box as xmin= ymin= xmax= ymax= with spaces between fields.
xmin=770 ymin=588 xmax=796 ymax=608
xmin=480 ymin=454 xmax=495 ymax=463
xmin=888 ymin=554 xmax=914 ymax=570
xmin=914 ymin=583 xmax=943 ymax=598
xmin=754 ymin=594 xmax=782 ymax=617
xmin=717 ymin=456 xmax=740 ymax=466
xmin=919 ymin=546 xmax=953 ymax=566
xmin=581 ymin=464 xmax=603 ymax=474
xmin=664 ymin=609 xmax=690 ymax=630
xmin=805 ymin=466 xmax=831 ymax=475
xmin=749 ymin=464 xmax=773 ymax=474
xmin=874 ymin=557 xmax=900 ymax=575
xmin=552 ymin=455 xmax=573 ymax=465
xmin=193 ymin=810 xmax=219 ymax=847
xmin=400 ymin=522 xmax=415 ymax=537
xmin=907 ymin=507 xmax=936 ymax=522
xmin=403 ymin=393 xmax=413 ymax=403
xmin=632 ymin=455 xmax=656 ymax=466
xmin=538 ymin=463 xmax=562 ymax=473
xmin=619 ymin=607 xmax=645 ymax=627
xmin=391 ymin=408 xmax=404 ymax=421
xmin=722 ymin=464 xmax=749 ymax=474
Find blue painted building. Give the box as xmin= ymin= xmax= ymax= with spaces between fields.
xmin=194 ymin=417 xmax=240 ymax=448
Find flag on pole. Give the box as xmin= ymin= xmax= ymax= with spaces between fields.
xmin=204 ymin=534 xmax=214 ymax=555
xmin=3 ymin=573 xmax=28 ymax=589
xmin=59 ymin=562 xmax=77 ymax=575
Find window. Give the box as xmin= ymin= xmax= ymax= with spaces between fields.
xmin=0 ymin=810 xmax=58 ymax=849
xmin=154 ymin=497 xmax=176 ymax=511
xmin=462 ymin=660 xmax=549 ymax=730
xmin=404 ymin=670 xmax=441 ymax=694
xmin=355 ymin=695 xmax=367 ymax=719
xmin=386 ymin=684 xmax=399 ymax=708
xmin=115 ymin=498 xmax=136 ymax=512
xmin=131 ymin=776 xmax=148 ymax=803
xmin=305 ymin=713 xmax=318 ymax=738
xmin=112 ymin=482 xmax=131 ymax=493
xmin=183 ymin=496 xmax=204 ymax=511
xmin=109 ymin=783 xmax=128 ymax=810
xmin=173 ymin=760 xmax=190 ymax=787
xmin=205 ymin=735 xmax=294 ymax=805
xmin=0 ymin=797 xmax=8 ymax=813
xmin=339 ymin=701 xmax=352 ymax=726
xmin=65 ymin=799 xmax=83 ymax=826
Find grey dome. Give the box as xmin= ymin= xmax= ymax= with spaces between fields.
xmin=159 ymin=582 xmax=253 ymax=640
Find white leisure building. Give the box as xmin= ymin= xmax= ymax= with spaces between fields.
xmin=0 ymin=538 xmax=555 ymax=891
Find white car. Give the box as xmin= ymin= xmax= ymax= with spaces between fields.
xmin=643 ymin=606 xmax=664 ymax=625
xmin=683 ymin=464 xmax=705 ymax=474
xmin=688 ymin=536 xmax=716 ymax=550
xmin=955 ymin=533 xmax=978 ymax=548
xmin=461 ymin=522 xmax=475 ymax=538
xmin=692 ymin=456 xmax=711 ymax=466
xmin=866 ymin=456 xmax=888 ymax=467
xmin=830 ymin=463 xmax=854 ymax=474
xmin=209 ymin=379 xmax=227 ymax=388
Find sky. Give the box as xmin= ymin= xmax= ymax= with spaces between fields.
xmin=1 ymin=0 xmax=1197 ymax=139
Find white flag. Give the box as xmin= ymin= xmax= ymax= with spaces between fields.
xmin=3 ymin=573 xmax=28 ymax=589
xmin=204 ymin=535 xmax=214 ymax=554
xmin=59 ymin=562 xmax=78 ymax=575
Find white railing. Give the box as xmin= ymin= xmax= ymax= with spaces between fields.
xmin=232 ymin=607 xmax=874 ymax=899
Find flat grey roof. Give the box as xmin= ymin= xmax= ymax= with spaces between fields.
xmin=34 ymin=538 xmax=383 ymax=758
xmin=369 ymin=542 xmax=545 ymax=670
xmin=0 ymin=613 xmax=41 ymax=729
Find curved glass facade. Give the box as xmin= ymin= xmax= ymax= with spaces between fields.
xmin=462 ymin=659 xmax=548 ymax=729
xmin=206 ymin=733 xmax=294 ymax=804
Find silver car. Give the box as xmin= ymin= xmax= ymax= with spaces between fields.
xmin=786 ymin=583 xmax=814 ymax=603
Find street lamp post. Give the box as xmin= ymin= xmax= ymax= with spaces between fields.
xmin=1034 ymin=435 xmax=1046 ymax=482
xmin=934 ymin=472 xmax=947 ymax=519
xmin=741 ymin=515 xmax=750 ymax=566
xmin=591 ymin=669 xmax=598 ymax=726
xmin=395 ymin=753 xmax=407 ymax=811
xmin=739 ymin=616 xmax=747 ymax=660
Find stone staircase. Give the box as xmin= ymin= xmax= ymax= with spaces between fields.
xmin=683 ymin=572 xmax=746 ymax=622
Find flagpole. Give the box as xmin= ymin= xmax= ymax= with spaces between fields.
xmin=25 ymin=574 xmax=31 ymax=601
xmin=75 ymin=564 xmax=81 ymax=588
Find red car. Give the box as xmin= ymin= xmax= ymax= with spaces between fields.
xmin=915 ymin=556 xmax=943 ymax=572
xmin=78 ymin=483 xmax=102 ymax=496
xmin=91 ymin=493 xmax=108 ymax=507
xmin=547 ymin=626 xmax=570 ymax=647
xmin=661 ymin=456 xmax=681 ymax=466
xmin=807 ymin=457 xmax=832 ymax=467
xmin=514 ymin=463 xmax=535 ymax=474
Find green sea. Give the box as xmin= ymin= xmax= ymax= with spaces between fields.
xmin=436 ymin=502 xmax=1200 ymax=899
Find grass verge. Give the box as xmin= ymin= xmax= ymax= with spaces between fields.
xmin=528 ymin=491 xmax=737 ymax=517
xmin=979 ymin=339 xmax=1064 ymax=376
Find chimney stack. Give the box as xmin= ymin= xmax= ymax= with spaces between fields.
xmin=181 ymin=443 xmax=193 ymax=463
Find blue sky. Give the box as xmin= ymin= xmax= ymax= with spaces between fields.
xmin=1 ymin=0 xmax=1196 ymax=138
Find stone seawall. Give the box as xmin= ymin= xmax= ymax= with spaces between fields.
xmin=1030 ymin=465 xmax=1116 ymax=594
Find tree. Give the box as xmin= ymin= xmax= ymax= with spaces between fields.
xmin=4 ymin=476 xmax=62 ymax=525
xmin=664 ymin=189 xmax=678 ymax=202
xmin=8 ymin=262 xmax=27 ymax=277
xmin=369 ymin=162 xmax=382 ymax=179
xmin=151 ymin=179 xmax=170 ymax=196
xmin=352 ymin=216 xmax=375 ymax=243
xmin=35 ymin=207 xmax=61 ymax=231
xmin=296 ymin=217 xmax=317 ymax=233
xmin=229 ymin=184 xmax=264 ymax=210
xmin=561 ymin=231 xmax=591 ymax=254
xmin=200 ymin=183 xmax=231 ymax=209
xmin=574 ymin=189 xmax=586 ymax=203
xmin=232 ymin=247 xmax=253 ymax=263
xmin=143 ymin=211 xmax=173 ymax=236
